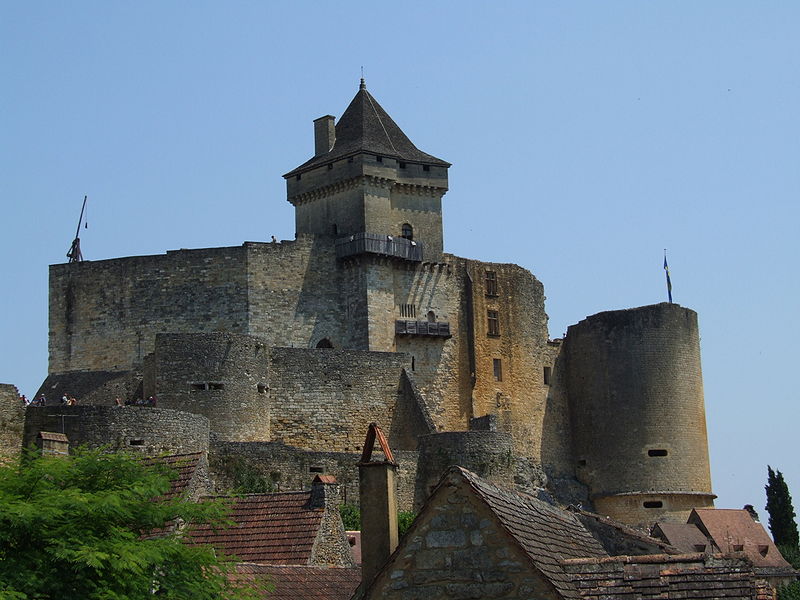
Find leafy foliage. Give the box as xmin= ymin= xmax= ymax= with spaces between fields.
xmin=777 ymin=581 xmax=800 ymax=600
xmin=0 ymin=449 xmax=268 ymax=599
xmin=766 ymin=466 xmax=800 ymax=549
xmin=337 ymin=504 xmax=416 ymax=537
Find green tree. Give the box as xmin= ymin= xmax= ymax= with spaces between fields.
xmin=0 ymin=449 xmax=268 ymax=600
xmin=766 ymin=466 xmax=800 ymax=550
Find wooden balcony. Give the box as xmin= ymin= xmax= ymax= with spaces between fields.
xmin=336 ymin=232 xmax=423 ymax=262
xmin=395 ymin=320 xmax=451 ymax=338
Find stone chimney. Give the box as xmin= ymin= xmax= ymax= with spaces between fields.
xmin=314 ymin=115 xmax=335 ymax=156
xmin=310 ymin=474 xmax=339 ymax=509
xmin=358 ymin=423 xmax=399 ymax=585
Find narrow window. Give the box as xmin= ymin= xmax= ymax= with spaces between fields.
xmin=129 ymin=439 xmax=145 ymax=446
xmin=648 ymin=449 xmax=668 ymax=457
xmin=485 ymin=271 xmax=498 ymax=296
xmin=487 ymin=310 xmax=500 ymax=336
xmin=191 ymin=383 xmax=207 ymax=391
xmin=427 ymin=310 xmax=436 ymax=323
xmin=401 ymin=223 xmax=413 ymax=240
xmin=399 ymin=162 xmax=407 ymax=169
xmin=316 ymin=338 xmax=334 ymax=349
xmin=411 ymin=356 xmax=415 ymax=371
xmin=376 ymin=155 xmax=383 ymax=163
xmin=643 ymin=500 xmax=663 ymax=509
xmin=332 ymin=223 xmax=338 ymax=235
xmin=257 ymin=384 xmax=267 ymax=394
xmin=309 ymin=466 xmax=324 ymax=473
xmin=493 ymin=358 xmax=503 ymax=382
xmin=543 ymin=366 xmax=552 ymax=385
xmin=295 ymin=174 xmax=301 ymax=181
xmin=327 ymin=163 xmax=333 ymax=170
xmin=422 ymin=164 xmax=430 ymax=172
xmin=208 ymin=383 xmax=224 ymax=390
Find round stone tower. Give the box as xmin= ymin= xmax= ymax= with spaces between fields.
xmin=564 ymin=303 xmax=715 ymax=525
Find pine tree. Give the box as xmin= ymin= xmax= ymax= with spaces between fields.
xmin=765 ymin=466 xmax=799 ymax=549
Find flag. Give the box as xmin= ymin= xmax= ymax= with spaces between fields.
xmin=663 ymin=253 xmax=673 ymax=304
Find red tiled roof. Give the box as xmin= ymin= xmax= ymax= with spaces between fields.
xmin=690 ymin=508 xmax=793 ymax=569
xmin=563 ymin=553 xmax=762 ymax=600
xmin=187 ymin=492 xmax=323 ymax=565
xmin=233 ymin=564 xmax=361 ymax=600
xmin=143 ymin=452 xmax=204 ymax=500
xmin=313 ymin=474 xmax=337 ymax=484
xmin=652 ymin=521 xmax=715 ymax=553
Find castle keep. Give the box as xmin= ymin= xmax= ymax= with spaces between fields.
xmin=33 ymin=81 xmax=715 ymax=525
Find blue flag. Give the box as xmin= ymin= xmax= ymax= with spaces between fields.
xmin=663 ymin=254 xmax=673 ymax=303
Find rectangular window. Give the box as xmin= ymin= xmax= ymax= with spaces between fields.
xmin=487 ymin=310 xmax=500 ymax=336
xmin=399 ymin=303 xmax=416 ymax=318
xmin=485 ymin=271 xmax=498 ymax=296
xmin=543 ymin=366 xmax=552 ymax=385
xmin=422 ymin=164 xmax=430 ymax=172
xmin=493 ymin=358 xmax=502 ymax=381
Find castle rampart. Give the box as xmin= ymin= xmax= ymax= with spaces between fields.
xmin=22 ymin=405 xmax=210 ymax=456
xmin=0 ymin=384 xmax=24 ymax=461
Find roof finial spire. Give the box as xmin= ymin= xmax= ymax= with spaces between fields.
xmin=360 ymin=66 xmax=366 ymax=90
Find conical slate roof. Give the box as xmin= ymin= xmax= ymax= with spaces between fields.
xmin=284 ymin=81 xmax=450 ymax=177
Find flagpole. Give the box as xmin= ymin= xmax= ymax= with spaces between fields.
xmin=663 ymin=249 xmax=673 ymax=304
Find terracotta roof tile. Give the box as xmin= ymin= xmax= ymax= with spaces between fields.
xmin=563 ymin=554 xmax=762 ymax=599
xmin=690 ymin=508 xmax=794 ymax=569
xmin=143 ymin=452 xmax=204 ymax=500
xmin=187 ymin=492 xmax=323 ymax=565
xmin=233 ymin=564 xmax=360 ymax=600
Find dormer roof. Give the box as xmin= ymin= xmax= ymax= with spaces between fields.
xmin=284 ymin=81 xmax=450 ymax=178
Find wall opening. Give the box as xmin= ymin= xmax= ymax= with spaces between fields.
xmin=487 ymin=310 xmax=500 ymax=336
xmin=643 ymin=500 xmax=664 ymax=509
xmin=543 ymin=366 xmax=552 ymax=385
xmin=577 ymin=459 xmax=587 ymax=467
xmin=208 ymin=383 xmax=224 ymax=391
xmin=316 ymin=338 xmax=334 ymax=349
xmin=493 ymin=358 xmax=503 ymax=382
xmin=257 ymin=384 xmax=267 ymax=394
xmin=309 ymin=466 xmax=324 ymax=473
xmin=648 ymin=449 xmax=668 ymax=457
xmin=129 ymin=439 xmax=145 ymax=446
xmin=191 ymin=383 xmax=207 ymax=391
xmin=485 ymin=271 xmax=498 ymax=296
xmin=401 ymin=223 xmax=413 ymax=240
xmin=427 ymin=310 xmax=436 ymax=323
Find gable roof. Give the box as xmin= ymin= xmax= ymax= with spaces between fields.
xmin=651 ymin=521 xmax=716 ymax=554
xmin=689 ymin=508 xmax=794 ymax=570
xmin=285 ymin=81 xmax=450 ymax=177
xmin=563 ymin=553 xmax=766 ymax=600
xmin=455 ymin=467 xmax=607 ymax=599
xmin=144 ymin=452 xmax=206 ymax=500
xmin=186 ymin=491 xmax=324 ymax=565
xmin=234 ymin=564 xmax=361 ymax=600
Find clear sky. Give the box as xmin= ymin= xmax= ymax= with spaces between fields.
xmin=1 ymin=2 xmax=798 ymax=520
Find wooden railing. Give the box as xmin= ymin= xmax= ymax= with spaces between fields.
xmin=395 ymin=320 xmax=451 ymax=338
xmin=336 ymin=232 xmax=423 ymax=262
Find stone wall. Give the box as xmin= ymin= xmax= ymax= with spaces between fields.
xmin=414 ymin=431 xmax=515 ymax=509
xmin=153 ymin=332 xmax=270 ymax=441
xmin=564 ymin=303 xmax=714 ymax=525
xmin=49 ymin=246 xmax=250 ymax=373
xmin=362 ymin=472 xmax=561 ymax=600
xmin=0 ymin=384 xmax=24 ymax=461
xmin=267 ymin=347 xmax=416 ymax=453
xmin=22 ymin=406 xmax=209 ymax=456
xmin=210 ymin=441 xmax=419 ymax=511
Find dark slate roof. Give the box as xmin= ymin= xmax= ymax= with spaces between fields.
xmin=186 ymin=491 xmax=323 ymax=565
xmin=562 ymin=554 xmax=764 ymax=600
xmin=456 ymin=467 xmax=607 ymax=600
xmin=234 ymin=564 xmax=361 ymax=600
xmin=284 ymin=81 xmax=449 ymax=177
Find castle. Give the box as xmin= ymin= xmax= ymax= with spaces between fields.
xmin=23 ymin=80 xmax=714 ymax=525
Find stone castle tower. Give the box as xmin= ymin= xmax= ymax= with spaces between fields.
xmin=26 ymin=81 xmax=714 ymax=526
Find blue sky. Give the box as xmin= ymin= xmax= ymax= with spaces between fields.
xmin=1 ymin=2 xmax=798 ymax=519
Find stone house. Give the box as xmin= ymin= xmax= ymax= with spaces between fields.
xmin=355 ymin=466 xmax=781 ymax=600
